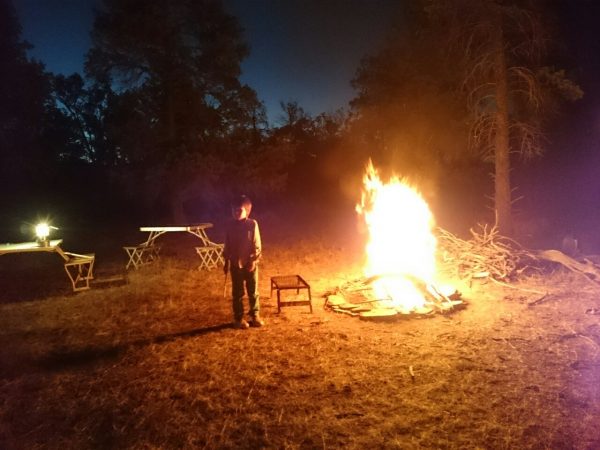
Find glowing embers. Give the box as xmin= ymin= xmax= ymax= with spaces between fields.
xmin=344 ymin=160 xmax=464 ymax=319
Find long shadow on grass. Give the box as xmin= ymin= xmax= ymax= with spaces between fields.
xmin=30 ymin=323 xmax=232 ymax=371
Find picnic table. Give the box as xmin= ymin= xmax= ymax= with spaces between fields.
xmin=124 ymin=224 xmax=224 ymax=270
xmin=0 ymin=239 xmax=95 ymax=292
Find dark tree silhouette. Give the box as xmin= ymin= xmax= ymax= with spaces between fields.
xmin=428 ymin=0 xmax=582 ymax=234
xmin=50 ymin=74 xmax=118 ymax=165
xmin=0 ymin=0 xmax=53 ymax=202
xmin=83 ymin=0 xmax=276 ymax=220
xmin=350 ymin=2 xmax=471 ymax=211
xmin=352 ymin=0 xmax=581 ymax=234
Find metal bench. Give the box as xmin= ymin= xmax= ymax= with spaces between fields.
xmin=270 ymin=275 xmax=313 ymax=313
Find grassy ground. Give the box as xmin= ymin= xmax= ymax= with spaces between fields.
xmin=1 ymin=207 xmax=600 ymax=449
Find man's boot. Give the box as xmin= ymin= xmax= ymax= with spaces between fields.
xmin=250 ymin=314 xmax=265 ymax=327
xmin=233 ymin=318 xmax=250 ymax=329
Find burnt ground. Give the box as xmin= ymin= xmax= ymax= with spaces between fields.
xmin=1 ymin=208 xmax=600 ymax=449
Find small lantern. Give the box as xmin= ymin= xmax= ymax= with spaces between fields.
xmin=35 ymin=223 xmax=51 ymax=246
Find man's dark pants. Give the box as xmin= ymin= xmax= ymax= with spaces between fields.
xmin=230 ymin=266 xmax=260 ymax=321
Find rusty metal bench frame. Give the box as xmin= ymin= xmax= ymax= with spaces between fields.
xmin=270 ymin=275 xmax=313 ymax=313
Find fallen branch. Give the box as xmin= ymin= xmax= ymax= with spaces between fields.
xmin=536 ymin=249 xmax=600 ymax=285
xmin=527 ymin=293 xmax=552 ymax=307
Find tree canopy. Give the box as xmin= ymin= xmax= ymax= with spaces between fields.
xmin=83 ymin=0 xmax=281 ymax=220
xmin=85 ymin=0 xmax=257 ymax=155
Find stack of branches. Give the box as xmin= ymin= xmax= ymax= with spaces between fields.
xmin=437 ymin=223 xmax=538 ymax=282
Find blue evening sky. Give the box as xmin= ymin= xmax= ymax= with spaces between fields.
xmin=14 ymin=0 xmax=399 ymax=123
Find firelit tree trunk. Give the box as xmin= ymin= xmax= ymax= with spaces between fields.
xmin=492 ymin=23 xmax=513 ymax=236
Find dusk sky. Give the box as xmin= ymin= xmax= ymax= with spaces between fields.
xmin=14 ymin=0 xmax=400 ymax=123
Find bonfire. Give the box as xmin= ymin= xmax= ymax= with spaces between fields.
xmin=326 ymin=160 xmax=463 ymax=320
xmin=326 ymin=161 xmax=600 ymax=320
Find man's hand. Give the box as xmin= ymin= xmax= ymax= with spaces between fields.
xmin=246 ymin=260 xmax=256 ymax=272
xmin=223 ymin=260 xmax=230 ymax=274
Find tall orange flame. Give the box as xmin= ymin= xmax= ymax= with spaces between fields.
xmin=356 ymin=160 xmax=437 ymax=312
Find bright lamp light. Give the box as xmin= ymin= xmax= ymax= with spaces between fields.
xmin=35 ymin=223 xmax=50 ymax=240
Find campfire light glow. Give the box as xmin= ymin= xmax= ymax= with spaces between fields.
xmin=356 ymin=160 xmax=437 ymax=312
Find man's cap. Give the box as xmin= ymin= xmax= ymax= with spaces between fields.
xmin=231 ymin=195 xmax=252 ymax=208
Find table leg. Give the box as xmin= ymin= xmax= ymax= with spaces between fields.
xmin=277 ymin=289 xmax=281 ymax=313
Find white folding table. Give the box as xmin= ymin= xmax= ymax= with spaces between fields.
xmin=0 ymin=239 xmax=95 ymax=292
xmin=124 ymin=224 xmax=223 ymax=270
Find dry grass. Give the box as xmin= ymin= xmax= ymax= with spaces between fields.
xmin=1 ymin=210 xmax=600 ymax=449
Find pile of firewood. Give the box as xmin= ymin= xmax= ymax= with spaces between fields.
xmin=437 ymin=223 xmax=600 ymax=285
xmin=436 ymin=223 xmax=537 ymax=282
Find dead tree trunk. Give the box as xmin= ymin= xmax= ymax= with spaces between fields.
xmin=493 ymin=19 xmax=513 ymax=236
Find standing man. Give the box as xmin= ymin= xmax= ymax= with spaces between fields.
xmin=223 ymin=195 xmax=264 ymax=329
